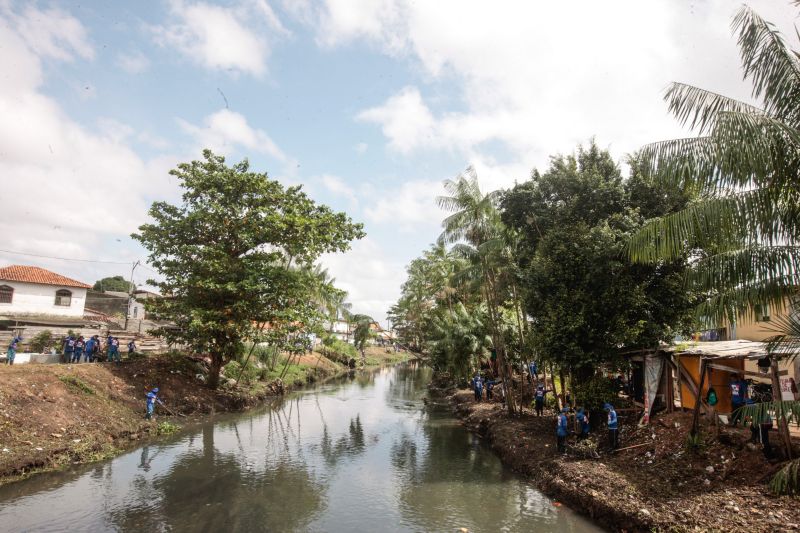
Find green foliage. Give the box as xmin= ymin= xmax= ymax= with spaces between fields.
xmin=770 ymin=458 xmax=800 ymax=496
xmin=574 ymin=375 xmax=617 ymax=411
xmin=351 ymin=314 xmax=375 ymax=354
xmin=92 ymin=276 xmax=134 ymax=293
xmin=428 ymin=302 xmax=489 ymax=380
xmin=58 ymin=375 xmax=95 ymax=395
xmin=322 ymin=337 xmax=357 ymax=364
xmin=685 ymin=431 xmax=705 ymax=453
xmin=157 ymin=421 xmax=181 ymax=435
xmin=132 ymin=150 xmax=364 ymax=388
xmin=501 ymin=142 xmax=696 ymax=378
xmin=29 ymin=330 xmax=54 ymax=353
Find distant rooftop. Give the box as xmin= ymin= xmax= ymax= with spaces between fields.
xmin=0 ymin=265 xmax=91 ymax=289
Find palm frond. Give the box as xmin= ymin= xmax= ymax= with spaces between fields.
xmin=765 ymin=310 xmax=800 ymax=363
xmin=694 ymin=280 xmax=794 ymax=326
xmin=736 ymin=400 xmax=800 ymax=427
xmin=769 ymin=458 xmax=800 ymax=496
xmin=664 ymin=82 xmax=763 ymax=133
xmin=733 ymin=5 xmax=800 ymax=119
xmin=687 ymin=245 xmax=800 ymax=294
xmin=628 ymin=187 xmax=784 ymax=263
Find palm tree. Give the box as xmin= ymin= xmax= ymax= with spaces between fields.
xmin=437 ymin=167 xmax=520 ymax=413
xmin=628 ymin=6 xmax=800 ymax=323
xmin=628 ymin=5 xmax=800 ymax=492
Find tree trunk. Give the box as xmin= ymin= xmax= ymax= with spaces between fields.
xmin=208 ymin=353 xmax=223 ymax=389
xmin=770 ymin=356 xmax=793 ymax=459
xmin=690 ymin=359 xmax=708 ymax=437
xmin=559 ymin=369 xmax=567 ymax=409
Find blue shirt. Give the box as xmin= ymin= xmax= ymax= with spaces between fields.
xmin=535 ymin=388 xmax=545 ymax=402
xmin=730 ymin=381 xmax=746 ymax=404
xmin=607 ymin=409 xmax=618 ymax=430
xmin=146 ymin=391 xmax=159 ymax=407
xmin=577 ymin=411 xmax=589 ymax=432
xmin=529 ymin=362 xmax=537 ymax=374
xmin=557 ymin=414 xmax=568 ymax=436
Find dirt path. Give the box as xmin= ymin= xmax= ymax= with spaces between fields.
xmin=448 ymin=389 xmax=799 ymax=532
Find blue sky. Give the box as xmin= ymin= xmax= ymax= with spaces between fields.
xmin=0 ymin=0 xmax=797 ymax=323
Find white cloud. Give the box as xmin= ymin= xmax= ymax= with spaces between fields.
xmin=311 ymin=1 xmax=798 ymax=178
xmin=363 ymin=179 xmax=444 ymax=230
xmin=152 ymin=0 xmax=288 ymax=77
xmin=357 ymin=87 xmax=435 ymax=153
xmin=179 ymin=108 xmax=288 ymax=163
xmin=320 ymin=237 xmax=405 ymax=324
xmin=320 ymin=174 xmax=357 ymax=206
xmin=0 ymin=4 xmax=177 ymax=282
xmin=117 ymin=50 xmax=150 ymax=74
xmin=1 ymin=3 xmax=94 ymax=61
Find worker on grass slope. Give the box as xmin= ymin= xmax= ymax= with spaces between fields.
xmin=528 ymin=360 xmax=538 ymax=382
xmin=72 ymin=336 xmax=85 ymax=363
xmin=6 ymin=335 xmax=21 ymax=365
xmin=108 ymin=337 xmax=121 ymax=364
xmin=556 ymin=407 xmax=569 ymax=454
xmin=145 ymin=388 xmax=164 ymax=420
xmin=604 ymin=403 xmax=619 ymax=450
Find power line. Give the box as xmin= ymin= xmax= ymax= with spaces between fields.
xmin=0 ymin=248 xmax=135 ymax=265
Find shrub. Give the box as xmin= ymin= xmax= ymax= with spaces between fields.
xmin=157 ymin=421 xmax=181 ymax=435
xmin=58 ymin=375 xmax=95 ymax=395
xmin=30 ymin=330 xmax=54 ymax=353
xmin=574 ymin=375 xmax=617 ymax=411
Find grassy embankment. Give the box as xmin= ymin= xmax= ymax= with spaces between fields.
xmin=0 ymin=345 xmax=407 ymax=486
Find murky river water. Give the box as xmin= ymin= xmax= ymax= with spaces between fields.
xmin=0 ymin=364 xmax=600 ymax=532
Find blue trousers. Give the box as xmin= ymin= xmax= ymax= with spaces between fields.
xmin=72 ymin=349 xmax=83 ymax=363
xmin=6 ymin=348 xmax=15 ymax=365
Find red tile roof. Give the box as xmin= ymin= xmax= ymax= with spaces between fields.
xmin=0 ymin=265 xmax=91 ymax=289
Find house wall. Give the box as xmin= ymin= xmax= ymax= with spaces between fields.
xmin=679 ymin=355 xmax=743 ymax=413
xmin=0 ymin=281 xmax=87 ymax=317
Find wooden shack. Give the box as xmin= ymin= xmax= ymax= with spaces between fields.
xmin=666 ymin=340 xmax=768 ymax=415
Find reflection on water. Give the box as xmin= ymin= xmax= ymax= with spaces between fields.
xmin=0 ymin=364 xmax=600 ymax=532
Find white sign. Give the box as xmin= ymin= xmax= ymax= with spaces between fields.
xmin=779 ymin=377 xmax=798 ymax=401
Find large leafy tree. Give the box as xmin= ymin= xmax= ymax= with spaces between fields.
xmin=93 ymin=276 xmax=134 ymax=293
xmin=134 ymin=150 xmax=364 ymax=388
xmin=502 ymin=143 xmax=696 ymax=381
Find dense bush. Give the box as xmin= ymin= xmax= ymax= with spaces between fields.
xmin=29 ymin=330 xmax=54 ymax=353
xmin=573 ymin=375 xmax=617 ymax=411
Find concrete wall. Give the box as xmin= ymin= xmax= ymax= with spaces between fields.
xmin=0 ymin=281 xmax=86 ymax=317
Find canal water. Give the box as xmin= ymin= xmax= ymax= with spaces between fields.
xmin=0 ymin=364 xmax=600 ymax=532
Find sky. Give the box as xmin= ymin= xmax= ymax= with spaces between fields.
xmin=0 ymin=0 xmax=797 ymax=325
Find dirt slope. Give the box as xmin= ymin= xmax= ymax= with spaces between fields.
xmin=450 ymin=389 xmax=800 ymax=532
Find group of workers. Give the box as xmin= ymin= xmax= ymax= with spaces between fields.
xmin=4 ymin=333 xmax=137 ymax=365
xmin=470 ymin=373 xmax=503 ymax=401
xmin=556 ymin=403 xmax=618 ymax=453
xmin=62 ymin=334 xmax=135 ymax=364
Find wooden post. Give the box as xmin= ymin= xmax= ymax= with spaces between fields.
xmin=676 ymin=354 xmax=682 ymax=410
xmin=770 ymin=356 xmax=793 ymax=460
xmin=690 ymin=359 xmax=708 ymax=437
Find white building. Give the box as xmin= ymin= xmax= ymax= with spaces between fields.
xmin=328 ymin=319 xmax=351 ymax=342
xmin=0 ymin=265 xmax=91 ymax=318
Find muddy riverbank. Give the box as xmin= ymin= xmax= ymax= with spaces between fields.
xmin=0 ymin=347 xmax=407 ymax=485
xmin=448 ymin=388 xmax=800 ymax=532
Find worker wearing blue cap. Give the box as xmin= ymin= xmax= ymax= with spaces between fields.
xmin=145 ymin=388 xmax=163 ymax=420
xmin=604 ymin=403 xmax=619 ymax=449
xmin=556 ymin=407 xmax=569 ymax=453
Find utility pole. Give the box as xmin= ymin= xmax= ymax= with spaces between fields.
xmin=124 ymin=260 xmax=140 ymax=331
